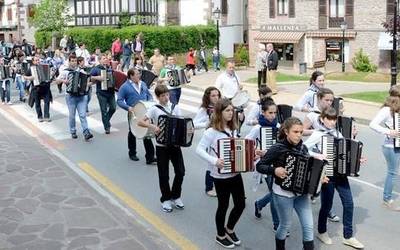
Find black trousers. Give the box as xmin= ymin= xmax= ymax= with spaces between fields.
xmin=257 ymin=69 xmax=267 ymax=89
xmin=213 ymin=174 xmax=246 ymax=237
xmin=128 ymin=131 xmax=155 ymax=161
xmin=156 ymin=146 xmax=185 ymax=202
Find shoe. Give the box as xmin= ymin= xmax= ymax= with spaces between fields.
xmin=44 ymin=118 xmax=52 ymax=122
xmin=317 ymin=232 xmax=333 ymax=245
xmin=328 ymin=213 xmax=340 ymax=222
xmin=171 ymin=198 xmax=184 ymax=209
xmin=38 ymin=118 xmax=44 ymax=122
xmin=146 ymin=158 xmax=157 ymax=165
xmin=129 ymin=155 xmax=139 ymax=161
xmin=225 ymin=229 xmax=241 ymax=246
xmin=86 ymin=111 xmax=92 ymax=116
xmin=215 ymin=236 xmax=234 ymax=249
xmin=71 ymin=133 xmax=78 ymax=139
xmin=343 ymin=237 xmax=364 ymax=249
xmin=84 ymin=132 xmax=93 ymax=141
xmin=382 ymin=199 xmax=400 ymax=211
xmin=311 ymin=197 xmax=317 ymax=204
xmin=206 ymin=189 xmax=217 ymax=197
xmin=254 ymin=201 xmax=262 ymax=219
xmin=105 ymin=128 xmax=110 ymax=134
xmin=6 ymin=101 xmax=11 ymax=105
xmin=161 ymin=200 xmax=173 ymax=213
xmin=1 ymin=102 xmax=5 ymax=105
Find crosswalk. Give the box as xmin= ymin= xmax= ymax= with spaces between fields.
xmin=4 ymin=86 xmax=258 ymax=141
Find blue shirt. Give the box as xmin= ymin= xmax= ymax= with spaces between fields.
xmin=117 ymin=79 xmax=153 ymax=111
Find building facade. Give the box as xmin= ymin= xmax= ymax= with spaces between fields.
xmin=248 ymin=0 xmax=392 ymax=71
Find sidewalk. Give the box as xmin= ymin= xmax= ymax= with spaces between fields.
xmin=188 ymin=68 xmax=385 ymax=124
xmin=0 ymin=114 xmax=173 ymax=249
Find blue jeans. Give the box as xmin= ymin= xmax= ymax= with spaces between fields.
xmin=96 ymin=92 xmax=116 ymax=130
xmin=256 ymin=176 xmax=279 ymax=228
xmin=169 ymin=88 xmax=181 ymax=105
xmin=318 ymin=176 xmax=354 ymax=239
xmin=86 ymin=86 xmax=92 ymax=112
xmin=121 ymin=55 xmax=131 ymax=71
xmin=15 ymin=75 xmax=25 ymax=99
xmin=213 ymin=58 xmax=220 ymax=70
xmin=66 ymin=94 xmax=90 ymax=134
xmin=1 ymin=79 xmax=11 ymax=102
xmin=205 ymin=170 xmax=214 ymax=192
xmin=273 ymin=193 xmax=313 ymax=241
xmin=382 ymin=146 xmax=400 ymax=202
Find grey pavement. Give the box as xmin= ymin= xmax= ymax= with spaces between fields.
xmin=0 ymin=116 xmax=174 ymax=250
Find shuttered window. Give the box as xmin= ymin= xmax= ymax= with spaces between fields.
xmin=289 ymin=0 xmax=295 ymax=18
xmin=270 ymin=0 xmax=276 ymax=18
xmin=387 ymin=0 xmax=395 ymax=21
xmin=345 ymin=0 xmax=354 ymax=28
xmin=319 ymin=0 xmax=328 ymax=29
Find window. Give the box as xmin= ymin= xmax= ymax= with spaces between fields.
xmin=7 ymin=8 xmax=12 ymax=21
xmin=329 ymin=0 xmax=345 ymax=18
xmin=27 ymin=4 xmax=35 ymax=19
xmin=278 ymin=0 xmax=288 ymax=15
xmin=221 ymin=0 xmax=228 ymax=15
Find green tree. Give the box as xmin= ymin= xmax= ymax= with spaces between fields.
xmin=29 ymin=0 xmax=72 ymax=32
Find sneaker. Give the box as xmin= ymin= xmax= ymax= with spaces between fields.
xmin=225 ymin=229 xmax=241 ymax=246
xmin=311 ymin=197 xmax=317 ymax=204
xmin=382 ymin=199 xmax=400 ymax=211
xmin=215 ymin=236 xmax=234 ymax=249
xmin=161 ymin=200 xmax=173 ymax=213
xmin=71 ymin=133 xmax=78 ymax=139
xmin=84 ymin=132 xmax=93 ymax=141
xmin=343 ymin=237 xmax=364 ymax=249
xmin=254 ymin=201 xmax=262 ymax=219
xmin=317 ymin=232 xmax=333 ymax=245
xmin=44 ymin=118 xmax=52 ymax=122
xmin=328 ymin=213 xmax=340 ymax=222
xmin=171 ymin=198 xmax=184 ymax=209
xmin=38 ymin=118 xmax=44 ymax=122
xmin=1 ymin=102 xmax=5 ymax=105
xmin=146 ymin=158 xmax=157 ymax=165
xmin=105 ymin=128 xmax=110 ymax=134
xmin=206 ymin=189 xmax=217 ymax=197
xmin=6 ymin=101 xmax=11 ymax=105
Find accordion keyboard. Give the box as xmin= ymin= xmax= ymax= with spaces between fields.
xmin=321 ymin=135 xmax=334 ymax=176
xmin=220 ymin=140 xmax=233 ymax=174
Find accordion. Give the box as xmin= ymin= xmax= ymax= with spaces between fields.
xmin=31 ymin=64 xmax=51 ymax=86
xmin=277 ymin=104 xmax=293 ymax=124
xmin=394 ymin=113 xmax=400 ymax=148
xmin=332 ymin=97 xmax=344 ymax=116
xmin=0 ymin=65 xmax=11 ymax=79
xmin=321 ymin=135 xmax=363 ymax=177
xmin=167 ymin=69 xmax=188 ymax=87
xmin=337 ymin=116 xmax=354 ymax=139
xmin=156 ymin=115 xmax=194 ymax=147
xmin=259 ymin=127 xmax=277 ymax=151
xmin=141 ymin=70 xmax=157 ymax=88
xmin=100 ymin=69 xmax=115 ymax=90
xmin=217 ymin=138 xmax=255 ymax=174
xmin=280 ymin=152 xmax=327 ymax=196
xmin=66 ymin=70 xmax=89 ymax=96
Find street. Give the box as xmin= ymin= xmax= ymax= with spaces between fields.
xmin=1 ymin=82 xmax=400 ymax=250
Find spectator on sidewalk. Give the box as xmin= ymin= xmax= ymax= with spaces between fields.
xmin=132 ymin=34 xmax=144 ymax=60
xmin=186 ymin=48 xmax=196 ymax=76
xmin=75 ymin=43 xmax=90 ymax=66
xmin=266 ymin=43 xmax=278 ymax=94
xmin=121 ymin=39 xmax=133 ymax=71
xmin=256 ymin=43 xmax=267 ymax=89
xmin=198 ymin=46 xmax=208 ymax=72
xmin=148 ymin=48 xmax=165 ymax=76
xmin=60 ymin=34 xmax=68 ymax=53
xmin=212 ymin=47 xmax=220 ymax=71
xmin=111 ymin=37 xmax=123 ymax=62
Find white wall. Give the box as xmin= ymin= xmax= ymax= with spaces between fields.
xmin=180 ymin=0 xmax=208 ymax=25
xmin=220 ymin=25 xmax=242 ymax=57
xmin=158 ymin=0 xmax=167 ymax=26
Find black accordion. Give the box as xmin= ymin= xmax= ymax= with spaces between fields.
xmin=100 ymin=69 xmax=115 ymax=90
xmin=66 ymin=70 xmax=89 ymax=96
xmin=167 ymin=69 xmax=188 ymax=87
xmin=277 ymin=104 xmax=292 ymax=124
xmin=31 ymin=64 xmax=51 ymax=86
xmin=259 ymin=127 xmax=277 ymax=151
xmin=0 ymin=65 xmax=11 ymax=79
xmin=217 ymin=138 xmax=255 ymax=174
xmin=321 ymin=135 xmax=363 ymax=177
xmin=141 ymin=70 xmax=157 ymax=88
xmin=156 ymin=115 xmax=194 ymax=147
xmin=332 ymin=97 xmax=344 ymax=116
xmin=337 ymin=116 xmax=354 ymax=139
xmin=280 ymin=152 xmax=327 ymax=196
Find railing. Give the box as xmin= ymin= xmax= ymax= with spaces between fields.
xmin=329 ymin=17 xmax=345 ymax=28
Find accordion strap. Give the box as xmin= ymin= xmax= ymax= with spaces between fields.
xmin=155 ymin=104 xmax=176 ymax=116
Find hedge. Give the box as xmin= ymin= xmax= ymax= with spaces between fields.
xmin=35 ymin=25 xmax=217 ymax=57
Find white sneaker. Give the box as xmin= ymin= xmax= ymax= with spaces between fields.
xmin=206 ymin=189 xmax=217 ymax=197
xmin=343 ymin=237 xmax=364 ymax=249
xmin=382 ymin=199 xmax=400 ymax=211
xmin=161 ymin=200 xmax=173 ymax=213
xmin=6 ymin=101 xmax=12 ymax=105
xmin=317 ymin=232 xmax=333 ymax=245
xmin=171 ymin=198 xmax=184 ymax=209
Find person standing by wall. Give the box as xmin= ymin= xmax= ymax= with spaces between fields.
xmin=256 ymin=43 xmax=267 ymax=89
xmin=266 ymin=43 xmax=278 ymax=95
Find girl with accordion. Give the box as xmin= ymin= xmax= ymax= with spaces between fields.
xmin=193 ymin=86 xmax=221 ymax=197
xmin=294 ymin=71 xmax=325 ymax=112
xmin=304 ymin=107 xmax=364 ymax=249
xmin=196 ymin=98 xmax=245 ymax=249
xmin=256 ymin=117 xmax=325 ymax=250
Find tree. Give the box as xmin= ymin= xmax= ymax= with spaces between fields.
xmin=29 ymin=0 xmax=72 ymax=32
xmin=382 ymin=17 xmax=400 ymax=38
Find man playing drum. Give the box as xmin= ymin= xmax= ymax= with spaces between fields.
xmin=117 ymin=68 xmax=156 ymax=164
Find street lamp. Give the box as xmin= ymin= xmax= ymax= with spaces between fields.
xmin=340 ymin=21 xmax=347 ymax=73
xmin=391 ymin=1 xmax=398 ymax=86
xmin=213 ymin=7 xmax=221 ymax=52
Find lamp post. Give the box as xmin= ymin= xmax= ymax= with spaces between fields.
xmin=391 ymin=1 xmax=398 ymax=86
xmin=340 ymin=21 xmax=347 ymax=73
xmin=213 ymin=7 xmax=221 ymax=52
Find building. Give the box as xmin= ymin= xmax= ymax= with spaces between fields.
xmin=0 ymin=0 xmax=37 ymax=43
xmin=248 ymin=0 xmax=392 ymax=71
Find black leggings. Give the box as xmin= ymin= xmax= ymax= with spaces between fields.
xmin=213 ymin=174 xmax=246 ymax=237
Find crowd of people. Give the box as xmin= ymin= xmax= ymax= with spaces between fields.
xmin=1 ymin=36 xmax=399 ymax=250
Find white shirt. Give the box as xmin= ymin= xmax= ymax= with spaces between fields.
xmin=246 ymin=102 xmax=261 ymax=126
xmin=145 ymin=102 xmax=182 ymax=147
xmin=196 ymin=128 xmax=238 ymax=179
xmin=75 ymin=48 xmax=91 ymax=65
xmin=130 ymin=80 xmax=142 ymax=94
xmin=215 ymin=72 xmax=240 ymax=99
xmin=369 ymin=106 xmax=393 ymax=147
xmin=294 ymin=85 xmax=319 ymax=111
xmin=193 ymin=107 xmax=210 ymax=129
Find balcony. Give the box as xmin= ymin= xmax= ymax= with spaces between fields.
xmin=329 ymin=17 xmax=344 ymax=28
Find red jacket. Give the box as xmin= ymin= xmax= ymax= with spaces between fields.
xmin=186 ymin=51 xmax=195 ymax=65
xmin=111 ymin=40 xmax=122 ymax=55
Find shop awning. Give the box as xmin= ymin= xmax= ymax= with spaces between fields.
xmin=378 ymin=32 xmax=396 ymax=50
xmin=254 ymin=32 xmax=304 ymax=43
xmin=306 ymin=31 xmax=357 ymax=38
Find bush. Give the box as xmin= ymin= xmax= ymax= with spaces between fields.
xmin=351 ymin=49 xmax=377 ymax=72
xmin=234 ymin=44 xmax=249 ymax=66
xmin=35 ymin=25 xmax=217 ymax=57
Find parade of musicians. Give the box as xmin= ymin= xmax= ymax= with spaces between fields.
xmin=0 ymin=0 xmax=400 ymax=249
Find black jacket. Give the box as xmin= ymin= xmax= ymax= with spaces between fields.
xmin=256 ymin=138 xmax=309 ymax=186
xmin=267 ymin=50 xmax=278 ymax=70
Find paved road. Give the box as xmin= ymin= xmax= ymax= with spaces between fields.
xmin=1 ymin=82 xmax=400 ymax=249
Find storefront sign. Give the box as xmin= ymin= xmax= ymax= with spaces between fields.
xmin=260 ymin=24 xmax=306 ymax=32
